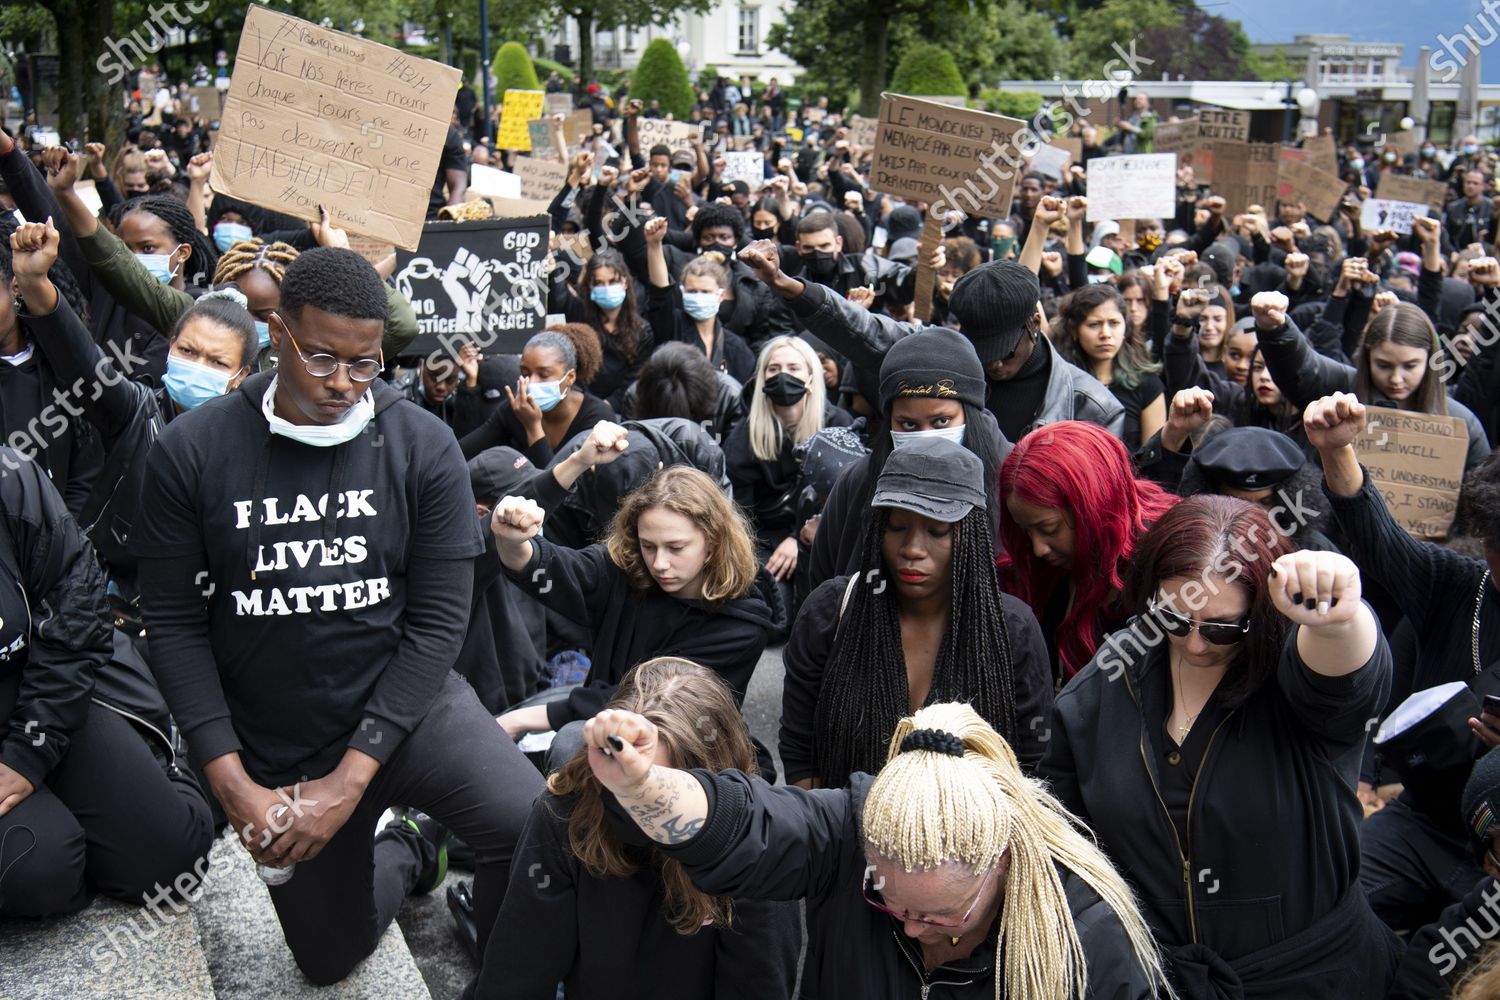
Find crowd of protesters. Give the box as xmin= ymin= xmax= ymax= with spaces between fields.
xmin=9 ymin=59 xmax=1500 ymax=1000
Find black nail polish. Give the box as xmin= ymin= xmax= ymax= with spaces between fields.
xmin=1293 ymin=592 xmax=1304 ymax=605
xmin=1331 ymin=597 xmax=1339 ymax=607
xmin=607 ymin=735 xmax=624 ymax=752
xmin=1305 ymin=598 xmax=1316 ymax=610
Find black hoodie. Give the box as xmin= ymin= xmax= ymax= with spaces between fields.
xmin=131 ymin=372 xmax=484 ymax=785
xmin=504 ymin=535 xmax=775 ymax=731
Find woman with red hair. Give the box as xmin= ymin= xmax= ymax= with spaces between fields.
xmin=999 ymin=420 xmax=1177 ymax=685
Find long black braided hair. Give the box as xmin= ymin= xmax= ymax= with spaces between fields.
xmin=811 ymin=505 xmax=1019 ymax=788
xmin=110 ymin=194 xmax=218 ymax=288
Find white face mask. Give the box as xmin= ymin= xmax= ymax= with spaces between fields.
xmin=890 ymin=426 xmax=966 ymax=449
xmin=261 ymin=375 xmax=375 ymax=446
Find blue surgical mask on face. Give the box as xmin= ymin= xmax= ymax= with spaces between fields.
xmin=1350 ymin=157 xmax=1366 ymax=171
xmin=682 ymin=291 xmax=721 ymax=320
xmin=1465 ymin=144 xmax=1480 ymax=155
xmin=527 ymin=378 xmax=567 ymax=412
xmin=213 ymin=221 xmax=253 ymax=252
xmin=163 ymin=353 xmax=236 ymax=410
xmin=254 ymin=320 xmax=270 ymax=350
xmin=136 ymin=252 xmax=178 ymax=284
xmin=590 ymin=284 xmax=626 ymax=310
xmin=890 ymin=426 xmax=965 ymax=449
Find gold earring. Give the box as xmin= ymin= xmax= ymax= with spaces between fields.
xmin=949 ymin=935 xmax=960 ymax=946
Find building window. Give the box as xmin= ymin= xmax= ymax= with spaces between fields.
xmin=738 ymin=6 xmax=758 ymax=54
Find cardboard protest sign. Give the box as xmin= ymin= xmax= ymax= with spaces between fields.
xmin=544 ymin=93 xmax=574 ymax=115
xmin=347 ymin=235 xmax=393 ymax=268
xmin=512 ymin=155 xmax=569 ymax=201
xmin=527 ymin=119 xmax=556 ymax=159
xmin=1360 ymin=198 xmax=1429 ymax=235
xmin=1377 ymin=173 xmax=1450 ymax=215
xmin=915 ymin=96 xmax=968 ymax=107
xmin=212 ymin=5 xmax=462 ymax=251
xmin=733 ymin=135 xmax=756 ymax=151
xmin=1085 ymin=153 xmax=1176 ymax=222
xmin=1197 ymin=109 xmax=1249 ymax=144
xmin=1303 ymin=132 xmax=1338 ymax=175
xmin=555 ymin=232 xmax=593 ymax=264
xmin=562 ymin=110 xmax=594 ymax=145
xmin=393 ymin=217 xmax=550 ymax=356
xmin=720 ymin=150 xmax=764 ymax=192
xmin=1278 ymin=151 xmax=1345 ymax=221
xmin=1385 ymin=130 xmax=1420 ymax=157
xmin=636 ymin=117 xmax=700 ymax=155
xmin=1211 ymin=141 xmax=1280 ymax=216
xmin=1153 ymin=118 xmax=1197 ymax=178
xmin=1355 ymin=411 xmax=1468 ymax=538
xmin=186 ymin=86 xmax=222 ymax=119
xmin=498 ymin=90 xmax=545 ymax=150
xmin=872 ymin=93 xmax=1026 ymax=220
xmin=1028 ymin=142 xmax=1072 ymax=180
xmin=806 ymin=106 xmax=827 ymax=123
xmin=849 ymin=115 xmax=877 ymax=148
xmin=1053 ymin=135 xmax=1083 ymax=165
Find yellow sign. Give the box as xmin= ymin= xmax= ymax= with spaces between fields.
xmin=498 ymin=90 xmax=545 ymax=151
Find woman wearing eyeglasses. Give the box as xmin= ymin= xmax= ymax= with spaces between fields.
xmin=581 ymin=699 xmax=1173 ymax=999
xmin=1039 ymin=494 xmax=1400 ymax=999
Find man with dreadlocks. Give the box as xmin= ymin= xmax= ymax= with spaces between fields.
xmin=582 ymin=699 xmax=1172 ymax=999
xmin=782 ymin=439 xmax=1052 ymax=788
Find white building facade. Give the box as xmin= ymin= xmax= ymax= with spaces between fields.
xmin=547 ymin=0 xmax=802 ymax=83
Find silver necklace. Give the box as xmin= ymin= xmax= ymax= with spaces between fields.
xmin=1475 ymin=570 xmax=1491 ymax=676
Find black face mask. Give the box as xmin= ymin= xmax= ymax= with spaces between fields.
xmin=699 ymin=241 xmax=736 ymax=255
xmin=800 ymin=250 xmax=838 ymax=282
xmin=762 ymin=371 xmax=809 ymax=406
xmin=752 ymin=226 xmax=777 ymax=241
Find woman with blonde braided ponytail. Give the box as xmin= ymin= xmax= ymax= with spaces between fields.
xmin=580 ymin=698 xmax=1172 ymax=999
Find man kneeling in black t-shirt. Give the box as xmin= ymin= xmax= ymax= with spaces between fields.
xmin=133 ymin=248 xmax=543 ymax=985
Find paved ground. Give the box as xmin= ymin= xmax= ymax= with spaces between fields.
xmin=400 ymin=643 xmax=788 ymax=1000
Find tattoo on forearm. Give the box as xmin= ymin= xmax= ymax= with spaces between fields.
xmin=621 ymin=767 xmax=706 ymax=845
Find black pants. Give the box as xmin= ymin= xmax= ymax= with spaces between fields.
xmin=0 ymin=701 xmax=214 ymax=917
xmin=1361 ymin=794 xmax=1485 ymax=933
xmin=264 ymin=671 xmax=545 ymax=986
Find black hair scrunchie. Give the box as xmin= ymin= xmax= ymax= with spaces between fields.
xmin=899 ymin=728 xmax=966 ymax=758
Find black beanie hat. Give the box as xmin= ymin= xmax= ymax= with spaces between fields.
xmin=1463 ymin=745 xmax=1500 ymax=860
xmin=947 ymin=260 xmax=1041 ymax=364
xmin=878 ymin=328 xmax=987 ymax=413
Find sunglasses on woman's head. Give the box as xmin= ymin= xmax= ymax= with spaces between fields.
xmin=1148 ymin=597 xmax=1250 ymax=645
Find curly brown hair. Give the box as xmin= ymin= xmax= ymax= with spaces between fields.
xmin=604 ymin=466 xmax=758 ymax=605
xmin=547 ymin=657 xmax=758 ymax=934
xmin=547 ymin=322 xmax=603 ymax=387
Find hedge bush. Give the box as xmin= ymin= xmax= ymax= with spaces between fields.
xmin=493 ymin=42 xmax=539 ymax=95
xmin=633 ymin=39 xmax=696 ymax=120
xmin=890 ymin=44 xmax=966 ymax=99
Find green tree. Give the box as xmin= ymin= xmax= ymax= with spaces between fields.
xmin=549 ymin=0 xmax=713 ymax=97
xmin=889 ymin=43 xmax=966 ymax=97
xmin=768 ymin=0 xmax=996 ymax=116
xmin=1249 ymin=46 xmax=1297 ymax=82
xmin=978 ymin=89 xmax=1044 ymax=120
xmin=894 ymin=0 xmax=1061 ymax=91
xmin=632 ymin=38 xmax=695 ymax=119
xmin=493 ymin=41 xmax=540 ymax=94
xmin=1067 ymin=0 xmax=1177 ymax=77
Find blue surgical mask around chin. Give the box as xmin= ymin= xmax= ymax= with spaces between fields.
xmin=890 ymin=425 xmax=966 ymax=449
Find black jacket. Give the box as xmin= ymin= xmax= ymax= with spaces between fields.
xmin=787 ymin=281 xmax=1124 ymax=438
xmin=0 ymin=448 xmax=113 ymax=788
xmin=620 ymin=370 xmax=746 ymax=446
xmin=458 ymin=390 xmax=615 ymax=468
xmin=643 ymin=284 xmax=757 ymax=386
xmin=481 ymin=792 xmax=800 ymax=999
xmin=1388 ymin=875 xmax=1500 ymax=999
xmin=659 ymin=769 xmax=1161 ymax=999
xmin=1039 ymin=619 xmax=1398 ymax=998
xmin=724 ymin=402 xmax=851 ymax=538
xmin=781 ymin=574 xmax=1055 ymax=783
xmin=395 ymin=372 xmax=502 ymax=441
xmin=504 ymin=535 xmax=775 ymax=731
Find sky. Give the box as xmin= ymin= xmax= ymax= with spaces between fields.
xmin=1214 ymin=0 xmax=1500 ymax=84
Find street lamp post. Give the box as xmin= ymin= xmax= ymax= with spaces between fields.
xmin=479 ymin=0 xmax=492 ymax=144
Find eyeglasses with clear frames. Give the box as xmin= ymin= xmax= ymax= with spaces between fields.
xmin=279 ymin=320 xmax=384 ymax=382
xmin=861 ymin=869 xmax=990 ymax=930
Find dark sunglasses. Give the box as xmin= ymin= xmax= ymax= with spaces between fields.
xmin=1148 ymin=597 xmax=1250 ymax=646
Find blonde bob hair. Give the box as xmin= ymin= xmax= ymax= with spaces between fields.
xmin=604 ymin=466 xmax=759 ymax=604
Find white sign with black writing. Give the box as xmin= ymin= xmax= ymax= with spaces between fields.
xmin=1360 ymin=198 xmax=1430 ymax=235
xmin=1086 ymin=153 xmax=1177 ymax=222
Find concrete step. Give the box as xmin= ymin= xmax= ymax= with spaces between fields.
xmin=0 ymin=893 xmax=215 ymax=1000
xmin=193 ymin=830 xmax=433 ymax=1000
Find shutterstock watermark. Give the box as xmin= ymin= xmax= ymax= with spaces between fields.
xmin=1431 ymin=5 xmax=1500 ymax=84
xmin=96 ymin=1 xmax=212 ymax=86
xmin=89 ymin=833 xmax=237 ymax=971
xmin=1428 ymin=879 xmax=1500 ymax=975
xmin=1095 ymin=485 xmax=1320 ymax=681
